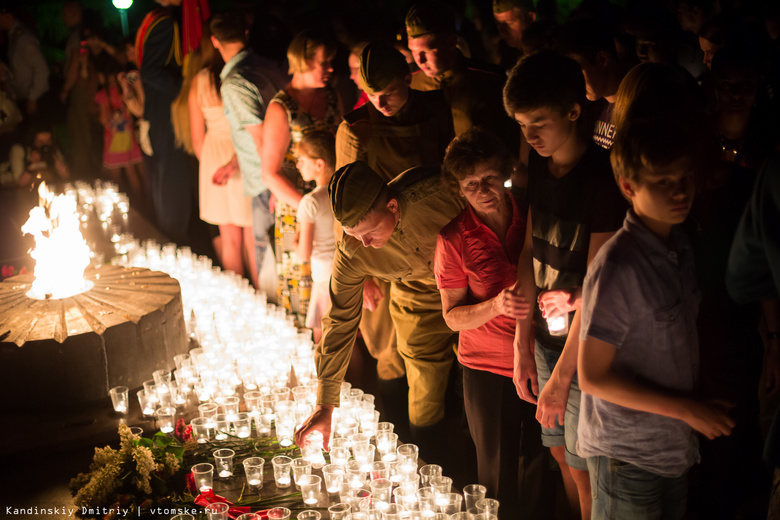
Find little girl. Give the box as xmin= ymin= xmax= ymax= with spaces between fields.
xmin=94 ymin=59 xmax=144 ymax=201
xmin=294 ymin=131 xmax=337 ymax=343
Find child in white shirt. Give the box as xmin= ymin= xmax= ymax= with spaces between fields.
xmin=295 ymin=131 xmax=337 ymax=343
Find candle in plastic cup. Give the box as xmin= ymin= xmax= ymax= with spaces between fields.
xmin=393 ymin=486 xmax=417 ymax=509
xmin=329 ymin=446 xmax=351 ymax=466
xmin=215 ymin=413 xmax=231 ymax=441
xmin=358 ymin=497 xmax=378 ymax=516
xmin=272 ymin=456 xmax=293 ymax=489
xmin=298 ymin=474 xmax=322 ymax=506
xmin=199 ymin=402 xmax=218 ymax=422
xmin=191 ymin=417 xmax=212 ymax=444
xmin=109 ymin=386 xmax=129 ymax=413
xmin=191 ymin=463 xmax=214 ymax=493
xmin=256 ymin=406 xmax=274 ymax=436
xmin=213 ymin=448 xmax=235 ymax=478
xmin=243 ymin=457 xmax=265 ymax=490
xmin=275 ymin=419 xmax=296 ymax=447
xmin=476 ymin=498 xmax=500 ymax=516
xmin=370 ymin=461 xmax=390 ymax=481
xmin=236 ymin=514 xmax=260 ymax=520
xmin=376 ymin=432 xmax=398 ymax=461
xmin=381 ymin=503 xmax=406 ymax=520
xmin=137 ymin=389 xmax=155 ymax=416
xmin=291 ymin=457 xmax=312 ymax=490
xmin=419 ymin=464 xmax=442 ymax=486
xmin=417 ymin=486 xmax=436 ymax=512
xmin=328 ymin=503 xmax=351 ymax=520
xmin=376 ymin=422 xmax=394 ymax=435
xmin=267 ymin=507 xmax=292 ymax=520
xmin=322 ymin=463 xmax=346 ymax=494
xmin=546 ymin=312 xmax=569 ymax=336
xmin=370 ymin=478 xmax=392 ymax=504
xmin=431 ymin=476 xmax=453 ymax=496
xmin=205 ymin=502 xmax=230 ymax=520
xmin=346 ymin=460 xmax=367 ymax=490
xmin=436 ymin=492 xmax=462 ymax=515
xmin=234 ymin=412 xmax=251 ymax=438
xmin=221 ymin=395 xmax=240 ymax=420
xmin=352 ymin=444 xmax=375 ymax=472
xmin=463 ymin=484 xmax=487 ymax=511
xmin=155 ymin=407 xmax=176 ymax=433
xmin=396 ymin=444 xmax=419 ymax=465
xmin=296 ymin=511 xmax=321 ymax=520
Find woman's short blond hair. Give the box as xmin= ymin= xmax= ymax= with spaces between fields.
xmin=287 ymin=30 xmax=336 ymax=74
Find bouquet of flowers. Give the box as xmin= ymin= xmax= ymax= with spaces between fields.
xmin=70 ymin=424 xmax=186 ymax=517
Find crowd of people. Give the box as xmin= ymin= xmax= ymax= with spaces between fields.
xmin=2 ymin=0 xmax=780 ymax=518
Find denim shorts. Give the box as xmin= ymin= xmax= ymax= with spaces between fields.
xmin=587 ymin=456 xmax=688 ymax=520
xmin=534 ymin=340 xmax=588 ymax=471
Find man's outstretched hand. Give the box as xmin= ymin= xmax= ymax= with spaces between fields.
xmin=295 ymin=404 xmax=335 ymax=450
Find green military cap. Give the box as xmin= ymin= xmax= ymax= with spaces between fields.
xmin=329 ymin=161 xmax=390 ymax=228
xmin=493 ymin=0 xmax=534 ymax=13
xmin=405 ymin=1 xmax=456 ymax=39
xmin=359 ymin=41 xmax=409 ymax=94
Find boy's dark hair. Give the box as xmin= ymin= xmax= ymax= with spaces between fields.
xmin=442 ymin=127 xmax=515 ymax=195
xmin=298 ymin=131 xmax=336 ymax=170
xmin=209 ymin=10 xmax=247 ymax=44
xmin=557 ymin=16 xmax=618 ymax=65
xmin=610 ymin=89 xmax=714 ymax=192
xmin=503 ymin=49 xmax=586 ymax=117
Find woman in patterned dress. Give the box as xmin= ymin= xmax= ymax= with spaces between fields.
xmin=261 ymin=30 xmax=342 ymax=322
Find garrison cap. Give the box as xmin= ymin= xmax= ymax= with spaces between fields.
xmin=405 ymin=1 xmax=457 ymax=39
xmin=329 ymin=161 xmax=390 ymax=228
xmin=359 ymin=41 xmax=410 ymax=94
xmin=493 ymin=0 xmax=534 ymax=13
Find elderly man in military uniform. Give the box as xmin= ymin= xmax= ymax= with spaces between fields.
xmin=335 ymin=40 xmax=455 ymax=437
xmin=295 ymin=161 xmax=464 ymax=462
xmin=405 ymin=1 xmax=517 ymax=152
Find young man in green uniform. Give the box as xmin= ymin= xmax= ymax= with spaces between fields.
xmin=405 ymin=1 xmax=517 ymax=152
xmin=334 ymin=41 xmax=455 ymax=436
xmin=295 ymin=161 xmax=464 ymax=463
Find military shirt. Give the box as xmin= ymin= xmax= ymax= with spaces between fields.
xmin=335 ymin=89 xmax=454 ymax=181
xmin=410 ymin=56 xmax=517 ymax=152
xmin=315 ymin=167 xmax=465 ymax=405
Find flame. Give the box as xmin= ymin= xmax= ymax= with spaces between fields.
xmin=21 ymin=182 xmax=93 ymax=299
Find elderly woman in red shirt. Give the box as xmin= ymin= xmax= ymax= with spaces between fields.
xmin=434 ymin=127 xmax=544 ymax=519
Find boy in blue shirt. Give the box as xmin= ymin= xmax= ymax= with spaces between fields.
xmin=578 ymin=97 xmax=735 ymax=518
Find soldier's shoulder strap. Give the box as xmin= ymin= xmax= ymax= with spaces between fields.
xmin=344 ymin=104 xmax=371 ymax=126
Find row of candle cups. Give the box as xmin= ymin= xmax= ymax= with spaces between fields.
xmin=189 ymin=442 xmax=499 ymax=518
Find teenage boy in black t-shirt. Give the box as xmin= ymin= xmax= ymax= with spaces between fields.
xmin=503 ymin=49 xmax=627 ymax=520
xmin=557 ymin=17 xmax=626 ymax=150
